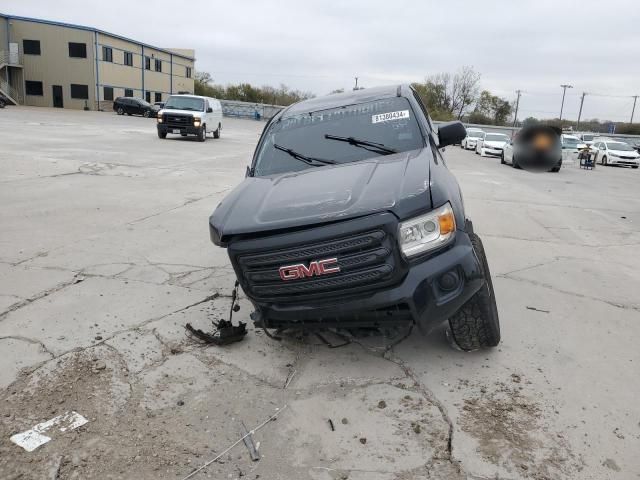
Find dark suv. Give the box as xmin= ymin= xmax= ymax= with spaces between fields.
xmin=113 ymin=97 xmax=158 ymax=117
xmin=209 ymin=85 xmax=501 ymax=351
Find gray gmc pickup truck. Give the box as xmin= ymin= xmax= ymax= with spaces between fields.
xmin=209 ymin=85 xmax=500 ymax=351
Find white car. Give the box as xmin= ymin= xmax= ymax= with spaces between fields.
xmin=475 ymin=133 xmax=510 ymax=157
xmin=157 ymin=94 xmax=223 ymax=141
xmin=561 ymin=134 xmax=587 ymax=151
xmin=461 ymin=129 xmax=485 ymax=150
xmin=576 ymin=133 xmax=597 ymax=146
xmin=592 ymin=140 xmax=640 ymax=168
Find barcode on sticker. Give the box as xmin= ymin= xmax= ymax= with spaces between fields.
xmin=372 ymin=110 xmax=409 ymax=124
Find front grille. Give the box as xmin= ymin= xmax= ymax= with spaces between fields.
xmin=236 ymin=229 xmax=397 ymax=301
xmin=163 ymin=113 xmax=193 ymax=128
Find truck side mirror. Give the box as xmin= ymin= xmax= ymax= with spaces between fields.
xmin=207 ymin=107 xmax=213 ymax=113
xmin=438 ymin=121 xmax=466 ymax=148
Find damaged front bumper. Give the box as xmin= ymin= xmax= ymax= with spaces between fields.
xmin=243 ymin=231 xmax=485 ymax=333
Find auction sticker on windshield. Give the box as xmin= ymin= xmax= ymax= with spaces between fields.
xmin=372 ymin=110 xmax=410 ymax=124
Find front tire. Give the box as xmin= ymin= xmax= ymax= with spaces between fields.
xmin=143 ymin=110 xmax=150 ymax=118
xmin=117 ymin=107 xmax=124 ymax=115
xmin=448 ymin=233 xmax=501 ymax=351
xmin=157 ymin=130 xmax=167 ymax=139
xmin=197 ymin=125 xmax=206 ymax=142
xmin=602 ymin=156 xmax=608 ymax=166
xmin=500 ymin=153 xmax=506 ymax=164
xmin=213 ymin=123 xmax=221 ymax=139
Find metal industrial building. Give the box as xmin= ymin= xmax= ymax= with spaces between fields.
xmin=0 ymin=13 xmax=195 ymax=110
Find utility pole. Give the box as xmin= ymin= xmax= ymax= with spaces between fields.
xmin=512 ymin=90 xmax=522 ymax=128
xmin=576 ymin=92 xmax=587 ymax=130
xmin=631 ymin=95 xmax=638 ymax=124
xmin=354 ymin=77 xmax=359 ymax=91
xmin=559 ymin=84 xmax=573 ymax=121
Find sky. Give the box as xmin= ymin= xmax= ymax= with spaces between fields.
xmin=4 ymin=0 xmax=640 ymax=122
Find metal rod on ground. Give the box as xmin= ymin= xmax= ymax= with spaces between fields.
xmin=512 ymin=89 xmax=522 ymax=128
xmin=180 ymin=405 xmax=288 ymax=480
xmin=577 ymin=92 xmax=587 ymax=130
xmin=559 ymin=84 xmax=573 ymax=122
xmin=631 ymin=95 xmax=638 ymax=124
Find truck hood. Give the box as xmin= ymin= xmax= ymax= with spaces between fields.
xmin=159 ymin=108 xmax=203 ymax=117
xmin=210 ymin=148 xmax=433 ymax=244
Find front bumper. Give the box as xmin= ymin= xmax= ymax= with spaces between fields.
xmin=157 ymin=124 xmax=201 ymax=135
xmin=245 ymin=231 xmax=484 ymax=333
xmin=609 ymin=157 xmax=640 ymax=166
xmin=482 ymin=147 xmax=503 ymax=156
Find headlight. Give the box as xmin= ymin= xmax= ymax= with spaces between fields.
xmin=157 ymin=115 xmax=162 ymax=123
xmin=193 ymin=118 xmax=201 ymax=125
xmin=398 ymin=203 xmax=456 ymax=258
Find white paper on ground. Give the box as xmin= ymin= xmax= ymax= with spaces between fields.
xmin=10 ymin=411 xmax=89 ymax=452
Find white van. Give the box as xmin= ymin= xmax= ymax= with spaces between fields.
xmin=157 ymin=95 xmax=223 ymax=142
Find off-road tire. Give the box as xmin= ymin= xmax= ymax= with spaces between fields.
xmin=448 ymin=233 xmax=501 ymax=351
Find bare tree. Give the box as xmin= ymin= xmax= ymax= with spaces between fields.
xmin=452 ymin=66 xmax=481 ymax=119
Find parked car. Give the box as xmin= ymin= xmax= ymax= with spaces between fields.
xmin=591 ymin=140 xmax=640 ymax=168
xmin=501 ymin=125 xmax=562 ymax=172
xmin=157 ymin=94 xmax=223 ymax=142
xmin=561 ymin=134 xmax=587 ymax=151
xmin=113 ymin=97 xmax=159 ymax=117
xmin=576 ymin=132 xmax=597 ymax=146
xmin=461 ymin=128 xmax=485 ymax=150
xmin=208 ymin=85 xmax=502 ymax=351
xmin=475 ymin=133 xmax=510 ymax=157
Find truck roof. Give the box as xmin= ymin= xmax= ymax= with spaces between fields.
xmin=282 ymin=85 xmax=405 ymax=117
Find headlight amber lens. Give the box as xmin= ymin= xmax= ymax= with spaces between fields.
xmin=398 ymin=203 xmax=456 ymax=258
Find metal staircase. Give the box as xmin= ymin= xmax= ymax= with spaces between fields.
xmin=0 ymin=50 xmax=24 ymax=105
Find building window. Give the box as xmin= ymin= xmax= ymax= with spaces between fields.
xmin=25 ymin=80 xmax=44 ymax=96
xmin=145 ymin=91 xmax=151 ymax=103
xmin=104 ymin=86 xmax=114 ymax=101
xmin=68 ymin=42 xmax=87 ymax=58
xmin=145 ymin=56 xmax=151 ymax=70
xmin=125 ymin=89 xmax=134 ymax=97
xmin=124 ymin=51 xmax=133 ymax=66
xmin=155 ymin=92 xmax=162 ymax=102
xmin=23 ymin=39 xmax=41 ymax=55
xmin=186 ymin=66 xmax=192 ymax=78
xmin=155 ymin=59 xmax=162 ymax=72
xmin=70 ymin=84 xmax=89 ymax=99
xmin=102 ymin=46 xmax=113 ymax=62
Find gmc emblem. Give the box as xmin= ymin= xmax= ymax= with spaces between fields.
xmin=279 ymin=258 xmax=340 ymax=281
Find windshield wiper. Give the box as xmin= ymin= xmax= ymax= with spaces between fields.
xmin=274 ymin=144 xmax=336 ymax=167
xmin=324 ymin=134 xmax=397 ymax=155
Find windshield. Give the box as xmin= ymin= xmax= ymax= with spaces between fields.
xmin=139 ymin=99 xmax=152 ymax=107
xmin=582 ymin=134 xmax=594 ymax=141
xmin=467 ymin=131 xmax=484 ymax=138
xmin=607 ymin=142 xmax=634 ymax=151
xmin=485 ymin=134 xmax=509 ymax=142
xmin=163 ymin=96 xmax=205 ymax=111
xmin=253 ymin=97 xmax=424 ymax=176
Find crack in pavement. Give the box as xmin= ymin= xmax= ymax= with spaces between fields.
xmin=0 ymin=273 xmax=85 ymax=321
xmin=127 ymin=189 xmax=229 ymax=225
xmin=498 ymin=274 xmax=640 ymax=312
xmin=0 ymin=334 xmax=55 ymax=358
